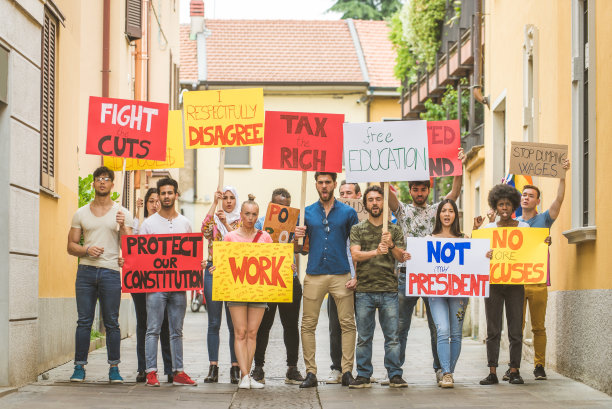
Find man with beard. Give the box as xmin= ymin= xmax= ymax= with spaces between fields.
xmin=348 ymin=186 xmax=410 ymax=389
xmin=388 ymin=148 xmax=465 ymax=385
xmin=138 ymin=178 xmax=197 ymax=387
xmin=67 ymin=166 xmax=133 ymax=383
xmin=294 ymin=172 xmax=359 ymax=388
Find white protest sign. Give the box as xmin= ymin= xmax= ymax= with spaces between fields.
xmin=343 ymin=120 xmax=429 ymax=183
xmin=404 ymin=237 xmax=491 ymax=297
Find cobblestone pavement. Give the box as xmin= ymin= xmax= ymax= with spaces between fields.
xmin=1 ymin=297 xmax=611 ymax=408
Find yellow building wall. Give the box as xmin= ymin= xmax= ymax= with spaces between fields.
xmin=369 ymin=96 xmax=401 ymax=122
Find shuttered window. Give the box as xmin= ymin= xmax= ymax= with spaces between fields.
xmin=125 ymin=0 xmax=142 ymax=40
xmin=41 ymin=9 xmax=57 ymax=191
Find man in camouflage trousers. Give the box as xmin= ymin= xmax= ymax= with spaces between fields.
xmin=348 ymin=186 xmax=410 ymax=389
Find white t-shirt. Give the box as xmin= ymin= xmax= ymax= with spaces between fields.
xmin=484 ymin=221 xmax=530 ymax=228
xmin=71 ymin=202 xmax=133 ymax=270
xmin=139 ymin=212 xmax=192 ymax=235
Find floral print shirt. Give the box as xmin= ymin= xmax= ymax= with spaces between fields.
xmin=201 ymin=214 xmax=241 ymax=261
xmin=395 ymin=201 xmax=441 ymax=266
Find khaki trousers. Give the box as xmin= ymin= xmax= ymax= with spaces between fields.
xmin=523 ymin=283 xmax=548 ymax=367
xmin=301 ymin=273 xmax=355 ymax=375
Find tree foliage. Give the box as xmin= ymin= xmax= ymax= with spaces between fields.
xmin=79 ymin=174 xmax=119 ymax=208
xmin=329 ymin=0 xmax=402 ymax=20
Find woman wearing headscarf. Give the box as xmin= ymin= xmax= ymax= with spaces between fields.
xmin=201 ymin=186 xmax=241 ymax=384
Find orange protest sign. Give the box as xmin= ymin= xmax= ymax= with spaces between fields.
xmin=212 ymin=242 xmax=294 ymax=302
xmin=472 ymin=227 xmax=549 ymax=284
xmin=262 ymin=203 xmax=300 ymax=243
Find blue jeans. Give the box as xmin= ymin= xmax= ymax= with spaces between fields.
xmin=428 ymin=297 xmax=468 ymax=374
xmin=398 ymin=272 xmax=440 ymax=370
xmin=327 ymin=294 xmax=342 ymax=372
xmin=204 ymin=263 xmax=237 ymax=363
xmin=74 ymin=265 xmax=122 ymax=365
xmin=145 ymin=291 xmax=186 ymax=372
xmin=355 ymin=292 xmax=402 ymax=379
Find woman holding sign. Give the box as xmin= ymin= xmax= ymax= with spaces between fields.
xmin=428 ymin=199 xmax=493 ymax=388
xmin=201 ymin=187 xmax=241 ymax=384
xmin=215 ymin=195 xmax=273 ymax=389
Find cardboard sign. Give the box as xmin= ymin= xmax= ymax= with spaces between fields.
xmin=86 ymin=96 xmax=168 ymax=160
xmin=427 ymin=120 xmax=462 ymax=177
xmin=212 ymin=242 xmax=294 ymax=302
xmin=509 ymin=141 xmax=568 ymax=178
xmin=404 ymin=237 xmax=491 ymax=297
xmin=262 ymin=111 xmax=345 ymax=172
xmin=262 ymin=203 xmax=300 ymax=243
xmin=472 ymin=227 xmax=549 ymax=284
xmin=121 ymin=233 xmax=204 ymax=293
xmin=183 ymin=88 xmax=264 ymax=148
xmin=343 ymin=120 xmax=429 ymax=183
xmin=338 ymin=197 xmax=392 ymax=222
xmin=104 ymin=110 xmax=184 ymax=170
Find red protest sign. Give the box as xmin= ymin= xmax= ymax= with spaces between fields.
xmin=427 ymin=120 xmax=462 ymax=177
xmin=121 ymin=233 xmax=204 ymax=293
xmin=86 ymin=96 xmax=169 ymax=161
xmin=262 ymin=111 xmax=344 ymax=172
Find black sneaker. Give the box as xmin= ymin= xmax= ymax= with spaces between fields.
xmin=285 ymin=366 xmax=305 ymax=385
xmin=136 ymin=371 xmax=146 ymax=383
xmin=341 ymin=371 xmax=354 ymax=386
xmin=348 ymin=375 xmax=371 ymax=389
xmin=479 ymin=373 xmax=499 ymax=385
xmin=389 ymin=375 xmax=408 ymax=388
xmin=508 ymin=370 xmax=524 ymax=384
xmin=299 ymin=372 xmax=318 ymax=388
xmin=251 ymin=365 xmax=265 ymax=384
xmin=502 ymin=367 xmax=511 ymax=381
xmin=533 ymin=365 xmax=547 ymax=380
xmin=167 ymin=373 xmax=174 ymax=383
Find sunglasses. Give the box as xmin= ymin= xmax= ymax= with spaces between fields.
xmin=95 ymin=177 xmax=112 ymax=182
xmin=322 ymin=217 xmax=330 ymax=234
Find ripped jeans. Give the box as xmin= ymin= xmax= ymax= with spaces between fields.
xmin=428 ymin=297 xmax=468 ymax=374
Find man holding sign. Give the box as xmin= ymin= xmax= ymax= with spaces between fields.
xmin=67 ymin=166 xmax=133 ymax=384
xmin=138 ymin=178 xmax=197 ymax=387
xmin=349 ymin=186 xmax=410 ymax=389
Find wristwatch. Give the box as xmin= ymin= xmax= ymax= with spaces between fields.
xmin=388 ymin=242 xmax=395 ymax=250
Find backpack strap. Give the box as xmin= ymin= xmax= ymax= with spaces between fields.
xmin=252 ymin=230 xmax=264 ymax=243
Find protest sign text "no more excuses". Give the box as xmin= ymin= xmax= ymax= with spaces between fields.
xmin=262 ymin=111 xmax=344 ymax=172
xmin=404 ymin=238 xmax=491 ymax=297
xmin=121 ymin=233 xmax=204 ymax=293
xmin=86 ymin=96 xmax=169 ymax=160
xmin=343 ymin=120 xmax=429 ymax=183
xmin=183 ymin=88 xmax=264 ymax=148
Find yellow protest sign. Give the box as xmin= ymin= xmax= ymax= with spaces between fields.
xmin=104 ymin=110 xmax=185 ymax=170
xmin=472 ymin=227 xmax=549 ymax=284
xmin=183 ymin=88 xmax=264 ymax=149
xmin=212 ymin=242 xmax=293 ymax=302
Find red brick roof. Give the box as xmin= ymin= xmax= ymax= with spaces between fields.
xmin=354 ymin=20 xmax=398 ymax=88
xmin=180 ymin=20 xmax=399 ymax=89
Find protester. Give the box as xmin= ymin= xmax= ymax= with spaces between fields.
xmin=326 ymin=180 xmax=359 ymax=384
xmin=133 ymin=187 xmax=160 ymax=234
xmin=67 ymin=166 xmax=133 ymax=383
xmin=251 ymin=188 xmax=305 ymax=385
xmin=515 ymin=159 xmax=570 ymax=381
xmin=475 ymin=184 xmax=530 ymax=385
xmin=220 ymin=194 xmax=272 ymax=389
xmin=348 ymin=186 xmax=410 ymax=389
xmin=388 ymin=148 xmax=465 ymax=385
xmin=130 ymin=178 xmax=196 ymax=387
xmin=428 ymin=199 xmax=493 ymax=388
xmin=294 ymin=172 xmax=359 ymax=388
xmin=130 ymin=187 xmax=173 ymax=383
xmin=201 ymin=187 xmax=241 ymax=383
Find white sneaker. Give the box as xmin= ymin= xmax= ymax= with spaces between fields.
xmin=380 ymin=374 xmax=389 ymax=385
xmin=239 ymin=375 xmax=250 ymax=389
xmin=325 ymin=369 xmax=342 ymax=384
xmin=250 ymin=377 xmax=265 ymax=389
xmin=370 ymin=376 xmax=377 ymax=383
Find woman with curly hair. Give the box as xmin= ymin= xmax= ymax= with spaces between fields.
xmin=474 ymin=184 xmax=529 ymax=386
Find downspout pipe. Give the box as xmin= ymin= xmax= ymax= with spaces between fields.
xmin=102 ymin=0 xmax=110 ymax=97
xmin=473 ymin=0 xmax=489 ymax=107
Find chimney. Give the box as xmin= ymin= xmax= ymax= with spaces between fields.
xmin=190 ymin=0 xmax=205 ymax=40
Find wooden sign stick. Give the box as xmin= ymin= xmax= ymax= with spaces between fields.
xmin=298 ymin=171 xmax=307 ymax=245
xmin=137 ymin=169 xmax=145 ymax=220
xmin=218 ymin=147 xmax=225 ymax=211
xmin=382 ymin=182 xmax=389 ymax=233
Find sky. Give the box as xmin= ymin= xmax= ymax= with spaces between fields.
xmin=179 ymin=0 xmax=343 ymax=22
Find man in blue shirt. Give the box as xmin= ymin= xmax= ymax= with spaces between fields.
xmin=515 ymin=159 xmax=570 ymax=381
xmin=294 ymin=172 xmax=359 ymax=388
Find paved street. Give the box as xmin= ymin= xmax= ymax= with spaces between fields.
xmin=1 ymin=298 xmax=610 ymax=408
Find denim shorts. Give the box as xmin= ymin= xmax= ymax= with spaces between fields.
xmin=227 ymin=301 xmax=268 ymax=308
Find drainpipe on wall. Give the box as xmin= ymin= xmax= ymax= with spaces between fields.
xmin=473 ymin=0 xmax=489 ymax=107
xmin=190 ymin=0 xmax=206 ymax=202
xmin=101 ymin=0 xmax=111 ymax=166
